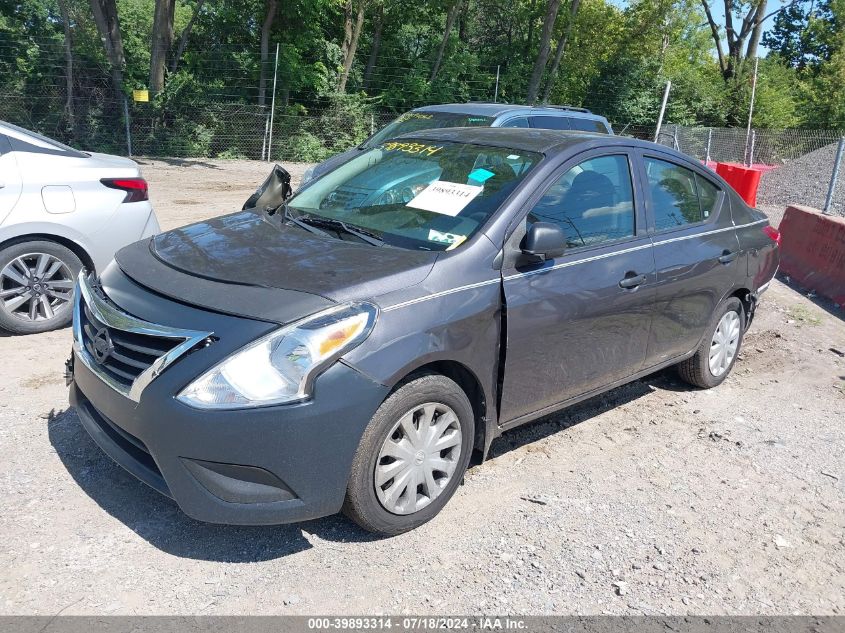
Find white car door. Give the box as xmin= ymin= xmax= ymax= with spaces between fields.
xmin=0 ymin=134 xmax=23 ymax=224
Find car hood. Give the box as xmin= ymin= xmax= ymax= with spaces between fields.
xmin=147 ymin=210 xmax=438 ymax=304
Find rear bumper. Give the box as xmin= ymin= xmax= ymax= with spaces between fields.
xmin=69 ymin=349 xmax=389 ymax=525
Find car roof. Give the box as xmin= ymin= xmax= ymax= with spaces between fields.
xmin=413 ymin=103 xmax=607 ymax=121
xmin=393 ymin=126 xmax=698 ymax=163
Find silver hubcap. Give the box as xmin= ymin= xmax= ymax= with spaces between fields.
xmin=709 ymin=310 xmax=741 ymax=377
xmin=0 ymin=253 xmax=74 ymax=322
xmin=374 ymin=402 xmax=463 ymax=515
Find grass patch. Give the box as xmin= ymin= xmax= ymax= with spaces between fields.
xmin=787 ymin=305 xmax=823 ymax=326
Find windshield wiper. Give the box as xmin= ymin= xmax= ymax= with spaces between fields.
xmin=297 ymin=214 xmax=386 ymax=247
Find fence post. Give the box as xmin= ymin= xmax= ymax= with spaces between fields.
xmin=653 ymin=81 xmax=671 ymax=143
xmin=823 ymin=136 xmax=845 ymax=215
xmin=267 ymin=42 xmax=280 ymax=162
xmin=371 ymin=113 xmax=375 ymax=135
xmin=122 ymin=96 xmax=132 ymax=157
xmin=744 ymin=56 xmax=759 ymax=166
xmin=705 ymin=128 xmax=712 ymax=164
xmin=749 ymin=130 xmax=756 ymax=166
xmin=494 ymin=65 xmax=500 ymax=103
xmin=261 ymin=111 xmax=270 ymax=161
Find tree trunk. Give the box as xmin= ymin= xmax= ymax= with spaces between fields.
xmin=744 ymin=0 xmax=767 ymax=61
xmin=526 ymin=0 xmax=562 ymax=104
xmin=458 ymin=0 xmax=470 ymax=42
xmin=541 ymin=0 xmax=580 ymax=102
xmin=363 ymin=2 xmax=384 ymax=89
xmin=341 ymin=0 xmax=354 ymax=61
xmin=58 ymin=0 xmax=74 ymax=133
xmin=149 ymin=0 xmax=176 ymax=94
xmin=258 ymin=0 xmax=278 ymax=107
xmin=170 ymin=0 xmax=205 ymax=74
xmin=339 ymin=0 xmax=366 ymax=92
xmin=90 ymin=0 xmax=125 ymax=99
xmin=523 ymin=0 xmax=537 ymax=57
xmin=430 ymin=0 xmax=462 ymax=82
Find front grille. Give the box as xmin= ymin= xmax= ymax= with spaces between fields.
xmin=79 ymin=302 xmax=182 ymax=390
xmin=73 ymin=273 xmax=213 ymax=401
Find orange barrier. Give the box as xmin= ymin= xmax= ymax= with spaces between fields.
xmin=716 ymin=162 xmax=763 ymax=207
xmin=778 ymin=204 xmax=845 ymax=305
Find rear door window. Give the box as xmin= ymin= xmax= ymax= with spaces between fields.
xmin=695 ymin=173 xmax=721 ymax=219
xmin=644 ymin=158 xmax=706 ymax=231
xmin=569 ymin=118 xmax=608 ymax=133
xmin=528 ymin=116 xmax=571 ymax=131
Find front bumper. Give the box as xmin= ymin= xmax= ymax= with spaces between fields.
xmin=70 ymin=353 xmax=389 ymax=525
xmin=67 ymin=269 xmax=389 ymax=525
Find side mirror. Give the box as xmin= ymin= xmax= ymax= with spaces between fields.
xmin=521 ymin=222 xmax=567 ymax=260
xmin=243 ymin=164 xmax=292 ymax=213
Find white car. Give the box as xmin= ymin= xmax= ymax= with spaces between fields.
xmin=0 ymin=121 xmax=160 ymax=334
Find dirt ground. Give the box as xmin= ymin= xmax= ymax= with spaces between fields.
xmin=1 ymin=159 xmax=844 ymax=616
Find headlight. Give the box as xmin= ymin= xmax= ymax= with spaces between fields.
xmin=301 ymin=166 xmax=316 ymax=185
xmin=177 ymin=303 xmax=378 ymax=409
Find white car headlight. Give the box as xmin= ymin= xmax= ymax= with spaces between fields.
xmin=177 ymin=303 xmax=378 ymax=409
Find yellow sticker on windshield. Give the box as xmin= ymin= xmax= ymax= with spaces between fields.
xmin=381 ymin=141 xmax=443 ymax=157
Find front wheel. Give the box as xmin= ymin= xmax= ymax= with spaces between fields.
xmin=678 ymin=296 xmax=745 ymax=389
xmin=0 ymin=240 xmax=82 ymax=335
xmin=343 ymin=374 xmax=475 ymax=536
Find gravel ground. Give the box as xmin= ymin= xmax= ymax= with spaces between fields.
xmin=1 ymin=159 xmax=844 ymax=616
xmin=758 ymin=142 xmax=845 ymax=216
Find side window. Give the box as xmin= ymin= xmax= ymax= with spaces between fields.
xmin=500 ymin=117 xmax=529 ymax=128
xmin=527 ymin=155 xmax=636 ymax=249
xmin=569 ymin=118 xmax=607 ymax=133
xmin=644 ymin=158 xmax=703 ymax=231
xmin=529 ymin=116 xmax=570 ymax=131
xmin=695 ymin=173 xmax=720 ymax=219
xmin=0 ymin=134 xmax=9 ymax=155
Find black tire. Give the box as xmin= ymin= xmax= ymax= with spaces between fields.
xmin=0 ymin=240 xmax=83 ymax=335
xmin=677 ymin=296 xmax=745 ymax=389
xmin=343 ymin=373 xmax=475 ymax=536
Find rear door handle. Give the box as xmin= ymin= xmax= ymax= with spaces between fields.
xmin=619 ymin=272 xmax=647 ymax=289
xmin=718 ymin=250 xmax=738 ymax=264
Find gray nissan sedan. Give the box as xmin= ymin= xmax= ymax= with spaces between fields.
xmin=67 ymin=128 xmax=779 ymax=535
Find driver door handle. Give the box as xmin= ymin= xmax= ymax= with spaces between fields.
xmin=718 ymin=250 xmax=738 ymax=264
xmin=619 ymin=272 xmax=647 ymax=289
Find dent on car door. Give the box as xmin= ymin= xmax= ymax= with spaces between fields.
xmin=640 ymin=153 xmax=741 ymax=366
xmin=498 ymin=151 xmax=657 ymax=427
xmin=0 ymin=135 xmax=23 ymax=224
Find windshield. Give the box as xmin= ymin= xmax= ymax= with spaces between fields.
xmin=288 ymin=139 xmax=541 ymax=251
xmin=364 ymin=112 xmax=495 ymax=148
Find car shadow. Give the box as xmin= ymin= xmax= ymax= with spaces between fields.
xmin=46 ymin=408 xmax=381 ymax=562
xmin=485 ymin=369 xmax=678 ymax=461
xmin=48 ymin=369 xmax=684 ymax=561
xmin=136 ymin=157 xmax=223 ymax=170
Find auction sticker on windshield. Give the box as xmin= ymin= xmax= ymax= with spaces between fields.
xmin=406 ymin=180 xmax=483 ymax=216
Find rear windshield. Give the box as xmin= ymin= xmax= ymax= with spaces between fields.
xmin=364 ymin=112 xmax=495 ymax=148
xmin=288 ymin=139 xmax=541 ymax=251
xmin=0 ymin=121 xmax=88 ymax=157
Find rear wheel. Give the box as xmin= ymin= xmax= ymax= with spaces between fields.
xmin=0 ymin=240 xmax=81 ymax=335
xmin=678 ymin=296 xmax=744 ymax=388
xmin=343 ymin=374 xmax=474 ymax=536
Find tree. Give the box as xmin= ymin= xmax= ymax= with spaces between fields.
xmin=526 ymin=0 xmax=562 ymax=103
xmin=89 ymin=0 xmax=126 ymax=99
xmin=339 ymin=0 xmax=366 ymax=92
xmin=762 ymin=0 xmax=836 ymax=70
xmin=541 ymin=0 xmax=582 ymax=102
xmin=258 ymin=0 xmax=278 ymax=107
xmin=363 ymin=1 xmax=384 ymax=88
xmin=431 ymin=0 xmax=463 ymax=82
xmin=149 ymin=0 xmax=176 ymax=93
xmin=58 ymin=0 xmax=74 ymax=132
xmin=701 ymin=0 xmax=800 ymax=80
xmin=170 ymin=0 xmax=206 ymax=74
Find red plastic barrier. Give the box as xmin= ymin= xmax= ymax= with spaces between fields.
xmin=716 ymin=162 xmax=763 ymax=207
xmin=779 ymin=204 xmax=845 ymax=306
